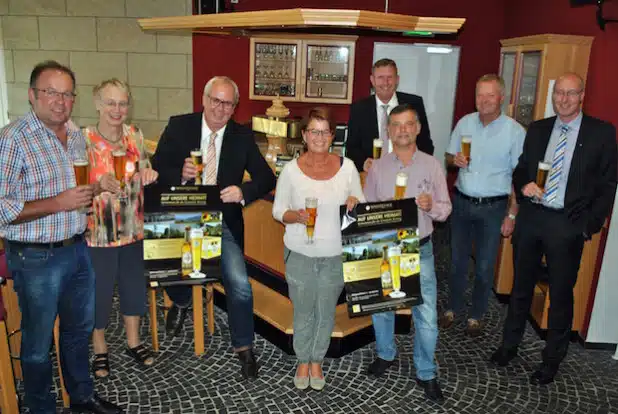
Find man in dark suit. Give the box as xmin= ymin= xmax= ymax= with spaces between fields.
xmin=490 ymin=73 xmax=617 ymax=385
xmin=346 ymin=58 xmax=434 ymax=172
xmin=151 ymin=76 xmax=276 ymax=379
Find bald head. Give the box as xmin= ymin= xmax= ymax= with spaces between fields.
xmin=552 ymin=72 xmax=585 ymax=123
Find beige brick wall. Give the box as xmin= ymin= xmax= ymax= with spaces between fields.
xmin=1 ymin=0 xmax=194 ymax=141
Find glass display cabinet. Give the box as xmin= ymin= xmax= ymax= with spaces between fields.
xmin=250 ymin=35 xmax=356 ymax=104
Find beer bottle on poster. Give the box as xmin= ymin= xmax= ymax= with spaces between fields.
xmin=380 ymin=245 xmax=393 ymax=296
xmin=181 ymin=227 xmax=192 ymax=276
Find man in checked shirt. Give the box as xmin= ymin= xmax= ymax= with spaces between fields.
xmin=0 ymin=61 xmax=122 ymax=414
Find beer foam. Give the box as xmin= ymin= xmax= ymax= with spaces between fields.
xmin=538 ymin=162 xmax=551 ymax=170
xmin=461 ymin=136 xmax=472 ymax=143
xmin=112 ymin=150 xmax=126 ymax=156
xmin=373 ymin=139 xmax=383 ymax=147
xmin=395 ymin=172 xmax=408 ymax=186
xmin=73 ymin=160 xmax=88 ymax=166
xmin=191 ymin=150 xmax=202 ymax=156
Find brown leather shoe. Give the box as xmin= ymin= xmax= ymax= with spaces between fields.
xmin=465 ymin=318 xmax=483 ymax=337
xmin=438 ymin=311 xmax=455 ymax=329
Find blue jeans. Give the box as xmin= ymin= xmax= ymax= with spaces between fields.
xmin=5 ymin=239 xmax=95 ymax=414
xmin=448 ymin=192 xmax=507 ymax=320
xmin=371 ymin=241 xmax=438 ymax=381
xmin=165 ymin=223 xmax=254 ymax=349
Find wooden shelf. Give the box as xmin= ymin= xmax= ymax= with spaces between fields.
xmin=137 ymin=8 xmax=465 ymax=36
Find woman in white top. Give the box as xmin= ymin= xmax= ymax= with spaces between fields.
xmin=272 ymin=108 xmax=365 ymax=391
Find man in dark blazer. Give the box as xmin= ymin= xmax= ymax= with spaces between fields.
xmin=151 ymin=76 xmax=276 ymax=380
xmin=490 ymin=73 xmax=617 ymax=385
xmin=346 ymin=58 xmax=434 ymax=172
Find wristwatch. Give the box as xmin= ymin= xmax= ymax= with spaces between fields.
xmin=507 ymin=213 xmax=516 ymax=220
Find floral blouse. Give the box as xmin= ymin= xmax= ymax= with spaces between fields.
xmin=84 ymin=124 xmax=149 ymax=248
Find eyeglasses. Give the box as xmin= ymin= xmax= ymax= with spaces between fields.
xmin=34 ymin=88 xmax=76 ymax=101
xmin=307 ymin=129 xmax=333 ymax=137
xmin=102 ymin=99 xmax=130 ymax=109
xmin=208 ymin=95 xmax=236 ymax=110
xmin=553 ymin=89 xmax=582 ymax=98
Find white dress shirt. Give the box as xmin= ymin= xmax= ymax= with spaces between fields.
xmin=375 ymin=93 xmax=399 ymax=153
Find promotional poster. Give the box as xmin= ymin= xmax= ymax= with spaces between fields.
xmin=143 ymin=185 xmax=223 ymax=285
xmin=340 ymin=198 xmax=422 ymax=317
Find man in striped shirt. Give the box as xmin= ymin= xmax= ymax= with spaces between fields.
xmin=0 ymin=61 xmax=122 ymax=414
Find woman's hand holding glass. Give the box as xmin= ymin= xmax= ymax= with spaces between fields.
xmin=137 ymin=167 xmax=158 ymax=186
xmin=97 ymin=173 xmax=122 ymax=195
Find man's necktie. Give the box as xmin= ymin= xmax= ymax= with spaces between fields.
xmin=204 ymin=132 xmax=217 ymax=185
xmin=543 ymin=125 xmax=569 ymax=204
xmin=379 ymin=104 xmax=389 ymax=154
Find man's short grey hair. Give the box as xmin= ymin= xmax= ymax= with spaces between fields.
xmin=203 ymin=76 xmax=240 ymax=105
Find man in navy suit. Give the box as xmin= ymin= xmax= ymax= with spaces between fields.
xmin=151 ymin=76 xmax=276 ymax=380
xmin=490 ymin=73 xmax=617 ymax=385
xmin=346 ymin=58 xmax=434 ymax=172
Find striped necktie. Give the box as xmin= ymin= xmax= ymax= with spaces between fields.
xmin=204 ymin=132 xmax=217 ymax=185
xmin=543 ymin=124 xmax=569 ymax=204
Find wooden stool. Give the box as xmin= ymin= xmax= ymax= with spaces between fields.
xmin=0 ymin=280 xmax=70 ymax=408
xmin=148 ymin=284 xmax=215 ymax=356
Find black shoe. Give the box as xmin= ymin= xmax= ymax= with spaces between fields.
xmin=165 ymin=304 xmax=189 ymax=337
xmin=529 ymin=364 xmax=558 ymax=385
xmin=70 ymin=394 xmax=123 ymax=413
xmin=489 ymin=346 xmax=518 ymax=367
xmin=237 ymin=349 xmax=258 ymax=380
xmin=415 ymin=378 xmax=445 ymax=403
xmin=366 ymin=357 xmax=394 ymax=377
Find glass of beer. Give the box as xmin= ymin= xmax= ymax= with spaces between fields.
xmin=190 ymin=228 xmax=204 ymax=276
xmin=388 ymin=245 xmax=406 ymax=298
xmin=305 ymin=197 xmax=318 ymax=244
xmin=395 ymin=172 xmax=408 ymax=200
xmin=112 ymin=149 xmax=127 ymax=190
xmin=461 ymin=136 xmax=472 ymax=169
xmin=73 ymin=159 xmax=89 ymax=186
xmin=373 ymin=138 xmax=383 ymax=159
xmin=191 ymin=149 xmax=203 ymax=185
xmin=536 ymin=161 xmax=551 ymax=191
xmin=73 ymin=159 xmax=90 ymax=213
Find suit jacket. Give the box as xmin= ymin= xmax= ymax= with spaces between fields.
xmin=151 ymin=112 xmax=276 ymax=246
xmin=346 ymin=91 xmax=434 ymax=171
xmin=513 ymin=114 xmax=617 ymax=237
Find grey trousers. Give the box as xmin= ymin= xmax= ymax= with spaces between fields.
xmin=285 ymin=248 xmax=344 ymax=363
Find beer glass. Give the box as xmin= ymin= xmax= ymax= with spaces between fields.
xmin=388 ymin=245 xmax=406 ymax=298
xmin=190 ymin=228 xmax=204 ymax=277
xmin=395 ymin=172 xmax=408 ymax=200
xmin=73 ymin=159 xmax=89 ymax=186
xmin=372 ymin=138 xmax=383 ymax=159
xmin=73 ymin=159 xmax=90 ymax=213
xmin=191 ymin=149 xmax=204 ymax=185
xmin=112 ymin=150 xmax=127 ymax=190
xmin=305 ymin=197 xmax=318 ymax=244
xmin=461 ymin=136 xmax=472 ymax=170
xmin=536 ymin=161 xmax=551 ymax=191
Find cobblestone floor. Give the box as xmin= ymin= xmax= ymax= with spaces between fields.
xmin=18 ymin=224 xmax=618 ymax=413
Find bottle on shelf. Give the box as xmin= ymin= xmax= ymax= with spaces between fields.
xmin=380 ymin=245 xmax=393 ymax=296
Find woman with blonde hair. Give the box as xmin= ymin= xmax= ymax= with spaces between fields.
xmin=85 ymin=79 xmax=158 ymax=378
xmin=272 ymin=107 xmax=364 ymax=390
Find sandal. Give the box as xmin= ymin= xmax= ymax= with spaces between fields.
xmin=125 ymin=343 xmax=155 ymax=367
xmin=91 ymin=353 xmax=110 ymax=379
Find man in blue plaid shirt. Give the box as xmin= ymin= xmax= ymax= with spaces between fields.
xmin=0 ymin=61 xmax=122 ymax=414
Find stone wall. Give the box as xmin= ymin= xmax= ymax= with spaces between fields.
xmin=0 ymin=0 xmax=193 ymax=140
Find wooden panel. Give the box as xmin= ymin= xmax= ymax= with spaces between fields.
xmin=243 ymin=199 xmax=286 ymax=276
xmin=0 ymin=320 xmax=18 ymax=414
xmin=0 ymin=281 xmax=21 ymax=380
xmin=137 ymin=9 xmax=466 ymax=35
xmin=493 ymin=236 xmax=514 ymax=295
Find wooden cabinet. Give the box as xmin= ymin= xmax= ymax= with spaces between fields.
xmin=250 ymin=34 xmax=356 ymax=104
xmin=498 ymin=34 xmax=593 ymax=127
xmin=494 ymin=34 xmax=600 ymax=335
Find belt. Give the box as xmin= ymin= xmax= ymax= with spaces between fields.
xmin=529 ymin=201 xmax=565 ymax=214
xmin=419 ymin=235 xmax=430 ymax=247
xmin=7 ymin=233 xmax=85 ymax=250
xmin=455 ymin=188 xmax=509 ymax=205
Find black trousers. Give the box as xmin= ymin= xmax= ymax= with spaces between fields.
xmin=503 ymin=203 xmax=585 ymax=366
